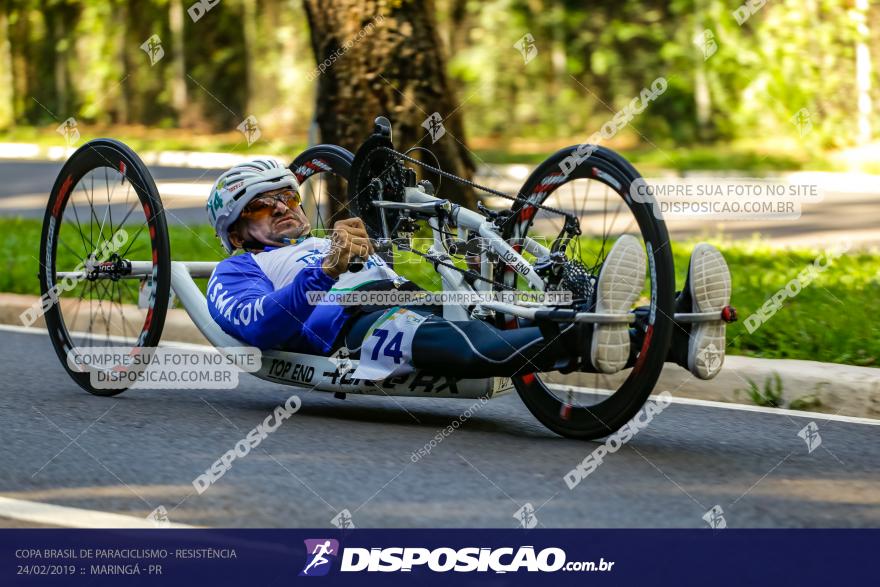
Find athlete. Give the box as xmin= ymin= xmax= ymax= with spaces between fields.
xmin=205 ymin=159 xmax=732 ymax=380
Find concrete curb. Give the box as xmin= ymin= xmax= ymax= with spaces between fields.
xmin=3 ymin=292 xmax=877 ymax=419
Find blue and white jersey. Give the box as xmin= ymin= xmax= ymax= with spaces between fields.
xmin=206 ymin=236 xmax=399 ymax=353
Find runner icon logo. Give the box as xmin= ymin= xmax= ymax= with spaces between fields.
xmin=702 ymin=505 xmax=727 ymax=529
xmin=331 ymin=509 xmax=356 ymax=529
xmin=300 ymin=539 xmax=340 ymax=577
xmin=798 ymin=421 xmax=822 ymax=453
xmin=514 ymin=503 xmax=539 ymax=529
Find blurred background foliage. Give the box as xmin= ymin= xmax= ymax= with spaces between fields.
xmin=0 ymin=0 xmax=877 ymax=159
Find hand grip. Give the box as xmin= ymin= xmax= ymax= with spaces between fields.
xmin=348 ymin=256 xmax=364 ymax=273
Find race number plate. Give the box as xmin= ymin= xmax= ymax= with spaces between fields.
xmin=352 ymin=307 xmax=429 ymax=381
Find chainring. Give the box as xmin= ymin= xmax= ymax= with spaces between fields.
xmin=347 ymin=132 xmax=406 ymax=240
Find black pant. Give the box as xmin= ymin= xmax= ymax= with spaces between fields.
xmin=340 ymin=307 xmax=580 ymax=379
xmin=338 ymin=305 xmax=689 ymax=378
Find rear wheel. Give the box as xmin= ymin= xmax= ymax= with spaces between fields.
xmin=496 ymin=146 xmax=675 ymax=440
xmin=289 ymin=144 xmax=354 ymax=236
xmin=39 ymin=139 xmax=171 ymax=396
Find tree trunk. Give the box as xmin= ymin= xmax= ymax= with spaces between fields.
xmin=169 ymin=0 xmax=188 ymax=125
xmin=302 ymin=0 xmax=477 ymax=211
xmin=9 ymin=0 xmax=30 ymax=122
xmin=49 ymin=7 xmax=67 ymax=116
xmin=114 ymin=0 xmax=128 ymax=124
xmin=0 ymin=1 xmax=14 ymax=129
xmin=854 ymin=0 xmax=872 ymax=145
xmin=693 ymin=16 xmax=712 ymax=140
xmin=242 ymin=0 xmax=258 ymax=118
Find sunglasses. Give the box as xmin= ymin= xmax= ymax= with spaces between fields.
xmin=240 ymin=190 xmax=302 ymax=220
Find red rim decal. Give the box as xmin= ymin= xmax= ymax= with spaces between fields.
xmin=517 ymin=206 xmax=536 ymax=222
xmin=52 ymin=175 xmax=74 ymax=217
xmin=632 ymin=325 xmax=653 ymax=374
xmin=293 ymin=158 xmax=329 ymax=183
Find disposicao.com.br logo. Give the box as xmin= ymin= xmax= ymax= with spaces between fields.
xmin=299 ymin=542 xmax=614 ymax=575
xmin=300 ymin=539 xmax=340 ymax=577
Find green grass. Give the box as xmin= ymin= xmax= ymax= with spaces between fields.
xmin=673 ymin=237 xmax=880 ymax=367
xmin=5 ymin=217 xmax=879 ymax=367
xmin=472 ymin=144 xmax=840 ymax=173
xmin=740 ymin=373 xmax=785 ymax=408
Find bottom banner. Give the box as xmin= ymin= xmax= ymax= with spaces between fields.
xmin=1 ymin=529 xmax=874 ymax=585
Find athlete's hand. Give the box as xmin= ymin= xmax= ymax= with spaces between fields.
xmin=322 ymin=218 xmax=374 ymax=279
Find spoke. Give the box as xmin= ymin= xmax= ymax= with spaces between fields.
xmin=68 ymin=287 xmax=86 ymax=334
xmin=57 ymin=237 xmax=82 ymax=261
xmin=111 ymin=280 xmax=132 ymax=345
xmin=122 ymin=170 xmax=131 ymax=209
xmin=105 ymin=166 xmax=116 ymax=239
xmin=114 ymin=200 xmax=140 ymax=232
xmin=94 ymin=278 xmax=112 ymax=345
xmin=92 ymin=173 xmax=109 ymax=246
xmin=86 ymin=281 xmax=95 ymax=347
xmin=118 ymin=221 xmax=149 ymax=259
xmin=579 ymin=177 xmax=593 ymax=221
xmin=122 ymin=243 xmax=146 ymax=258
xmin=605 ymin=196 xmax=625 ymax=241
xmin=581 ymin=179 xmax=593 ymax=264
xmin=94 ymin=194 xmax=112 ymax=253
xmin=315 ymin=176 xmax=326 ymax=234
xmin=600 ymin=185 xmax=609 ymax=258
xmin=594 ymin=185 xmax=611 ymax=273
xmin=82 ymin=179 xmax=100 ymax=252
xmin=66 ymin=199 xmax=91 ymax=256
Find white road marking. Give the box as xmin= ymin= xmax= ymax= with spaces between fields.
xmin=549 ymin=383 xmax=880 ymax=426
xmin=0 ymin=323 xmax=213 ymax=351
xmin=3 ymin=323 xmax=878 ymax=426
xmin=0 ymin=496 xmax=195 ymax=529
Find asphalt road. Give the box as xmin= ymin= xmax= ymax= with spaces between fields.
xmin=2 ymin=160 xmax=880 ymax=247
xmin=0 ymin=160 xmax=216 ymax=225
xmin=1 ymin=329 xmax=878 ymax=528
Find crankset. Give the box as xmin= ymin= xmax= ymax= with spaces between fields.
xmin=347 ymin=116 xmax=411 ymax=241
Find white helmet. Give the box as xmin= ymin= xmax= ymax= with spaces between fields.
xmin=206 ymin=158 xmax=299 ymax=253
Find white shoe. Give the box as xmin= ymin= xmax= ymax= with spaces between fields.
xmin=591 ymin=235 xmax=646 ymax=373
xmin=687 ymin=243 xmax=731 ymax=380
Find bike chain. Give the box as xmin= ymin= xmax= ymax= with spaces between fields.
xmin=379 ymin=147 xmax=573 ymax=218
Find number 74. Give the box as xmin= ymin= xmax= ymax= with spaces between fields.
xmin=370 ymin=328 xmax=404 ymax=364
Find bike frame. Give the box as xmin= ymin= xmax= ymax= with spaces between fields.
xmin=55 ymin=182 xmax=721 ymax=400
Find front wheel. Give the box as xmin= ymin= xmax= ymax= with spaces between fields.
xmin=39 ymin=139 xmax=171 ymax=396
xmin=496 ymin=145 xmax=675 ymax=440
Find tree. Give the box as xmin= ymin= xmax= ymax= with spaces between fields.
xmin=302 ymin=0 xmax=477 ymax=210
xmin=0 ymin=0 xmax=13 ymax=129
xmin=854 ymin=0 xmax=872 ymax=144
xmin=169 ymin=0 xmax=189 ymax=125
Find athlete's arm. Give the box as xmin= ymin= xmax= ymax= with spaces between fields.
xmin=207 ymin=255 xmax=339 ymax=349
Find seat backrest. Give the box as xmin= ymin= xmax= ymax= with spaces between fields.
xmin=170 ymin=262 xmax=245 ymax=349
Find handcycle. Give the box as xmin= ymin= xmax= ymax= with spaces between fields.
xmin=38 ymin=116 xmax=733 ymax=440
